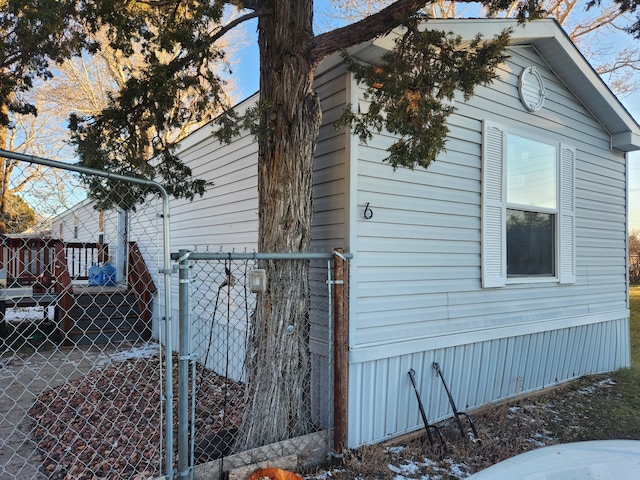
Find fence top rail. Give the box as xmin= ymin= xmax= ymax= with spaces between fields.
xmin=172 ymin=251 xmax=353 ymax=261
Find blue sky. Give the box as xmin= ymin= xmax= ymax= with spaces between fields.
xmin=625 ymin=99 xmax=640 ymax=232
xmin=229 ymin=4 xmax=640 ymax=232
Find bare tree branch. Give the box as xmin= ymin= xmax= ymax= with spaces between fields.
xmin=212 ymin=10 xmax=266 ymax=44
xmin=311 ymin=0 xmax=428 ymax=64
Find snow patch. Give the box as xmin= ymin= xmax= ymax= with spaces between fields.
xmin=6 ymin=306 xmax=51 ymax=322
xmin=108 ymin=342 xmax=160 ymax=362
xmin=577 ymin=378 xmax=616 ymax=395
xmin=388 ymin=461 xmax=420 ymax=475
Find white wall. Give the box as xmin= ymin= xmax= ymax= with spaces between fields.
xmin=51 ymin=199 xmax=125 ymax=280
xmin=347 ymin=44 xmax=630 ymax=445
xmin=126 ymin=97 xmax=260 ymax=368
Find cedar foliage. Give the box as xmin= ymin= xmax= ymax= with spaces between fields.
xmin=336 ymin=13 xmax=511 ymax=170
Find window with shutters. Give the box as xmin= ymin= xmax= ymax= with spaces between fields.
xmin=481 ymin=121 xmax=576 ymax=288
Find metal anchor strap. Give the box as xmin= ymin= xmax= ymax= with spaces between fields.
xmin=408 ymin=369 xmax=448 ymax=454
xmin=432 ymin=362 xmax=480 ymax=442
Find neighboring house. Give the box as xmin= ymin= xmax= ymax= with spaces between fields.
xmin=51 ymin=198 xmax=128 ymax=283
xmin=54 ymin=18 xmax=640 ymax=448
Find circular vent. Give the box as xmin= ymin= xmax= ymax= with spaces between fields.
xmin=518 ymin=66 xmax=545 ymax=112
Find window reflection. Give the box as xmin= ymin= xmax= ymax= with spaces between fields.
xmin=507 ymin=209 xmax=555 ymax=277
xmin=507 ymin=134 xmax=556 ymax=209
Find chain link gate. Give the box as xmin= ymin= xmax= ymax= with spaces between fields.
xmin=0 ymin=150 xmax=174 ymax=479
xmin=174 ymin=250 xmax=350 ymax=480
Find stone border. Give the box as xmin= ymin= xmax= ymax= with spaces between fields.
xmin=156 ymin=430 xmax=329 ymax=480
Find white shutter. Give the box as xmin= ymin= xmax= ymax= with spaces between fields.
xmin=559 ymin=144 xmax=576 ymax=284
xmin=481 ymin=121 xmax=506 ymax=288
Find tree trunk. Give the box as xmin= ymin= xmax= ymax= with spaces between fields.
xmin=239 ymin=0 xmax=322 ymax=449
xmin=237 ymin=0 xmax=432 ymax=449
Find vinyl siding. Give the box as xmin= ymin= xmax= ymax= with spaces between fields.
xmin=145 ymin=62 xmax=350 ymax=255
xmin=347 ymin=45 xmax=630 ymax=446
xmin=165 ymin=121 xmax=259 ymax=251
xmin=348 ymin=315 xmax=629 ymax=446
xmin=121 ymin=99 xmax=261 ymax=354
xmin=311 ymin=62 xmax=349 ymax=252
xmin=350 ymin=45 xmax=628 ymax=354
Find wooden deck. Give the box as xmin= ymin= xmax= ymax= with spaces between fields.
xmin=0 ymin=238 xmax=156 ymax=346
xmin=0 ymin=285 xmax=148 ymax=346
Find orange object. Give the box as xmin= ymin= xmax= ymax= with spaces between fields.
xmin=246 ymin=467 xmax=304 ymax=480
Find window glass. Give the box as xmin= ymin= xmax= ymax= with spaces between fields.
xmin=506 ymin=134 xmax=556 ymax=209
xmin=506 ymin=134 xmax=558 ymax=278
xmin=507 ymin=209 xmax=555 ymax=276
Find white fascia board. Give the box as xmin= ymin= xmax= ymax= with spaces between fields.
xmin=612 ymin=132 xmax=640 ymax=152
xmin=530 ymin=26 xmax=640 ymax=151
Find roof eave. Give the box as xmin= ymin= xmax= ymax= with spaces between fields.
xmin=365 ymin=18 xmax=640 ymax=152
xmin=612 ymin=132 xmax=640 ymax=152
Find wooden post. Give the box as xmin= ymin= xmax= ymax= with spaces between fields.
xmin=53 ymin=241 xmax=74 ymax=345
xmin=333 ymin=248 xmax=349 ymax=462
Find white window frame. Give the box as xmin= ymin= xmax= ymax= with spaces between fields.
xmin=481 ymin=121 xmax=576 ymax=288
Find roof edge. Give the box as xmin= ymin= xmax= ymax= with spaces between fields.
xmin=365 ymin=18 xmax=640 ymax=152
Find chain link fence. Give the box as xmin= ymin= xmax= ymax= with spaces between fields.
xmin=0 ymin=151 xmax=173 ymax=479
xmin=175 ymin=250 xmax=350 ymax=480
xmin=0 ymin=150 xmax=351 ymax=480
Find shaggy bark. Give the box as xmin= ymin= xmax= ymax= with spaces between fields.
xmin=240 ymin=0 xmax=319 ymax=449
xmin=0 ymin=102 xmax=9 ymax=234
xmin=240 ymin=0 xmax=428 ymax=450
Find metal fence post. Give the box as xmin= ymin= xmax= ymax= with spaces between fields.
xmin=170 ymin=250 xmax=352 ymax=477
xmin=178 ymin=250 xmax=192 ymax=480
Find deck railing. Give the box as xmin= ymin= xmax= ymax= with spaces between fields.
xmin=1 ymin=237 xmax=157 ymax=316
xmin=62 ymin=242 xmax=108 ymax=280
xmin=0 ymin=237 xmax=107 ymax=285
xmin=53 ymin=240 xmax=75 ymax=337
xmin=0 ymin=237 xmax=56 ymax=286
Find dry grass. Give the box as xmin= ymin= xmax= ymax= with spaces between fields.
xmin=304 ymin=374 xmax=637 ymax=480
xmin=304 ymin=287 xmax=640 ymax=479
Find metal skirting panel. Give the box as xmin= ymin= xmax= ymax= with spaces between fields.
xmin=348 ymin=316 xmax=630 ymax=447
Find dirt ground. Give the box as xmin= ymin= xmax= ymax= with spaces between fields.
xmin=302 ymin=374 xmax=640 ymax=480
xmin=0 ymin=332 xmax=128 ymax=479
xmin=1 ymin=323 xmax=243 ymax=480
xmin=3 ymin=314 xmax=639 ymax=480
